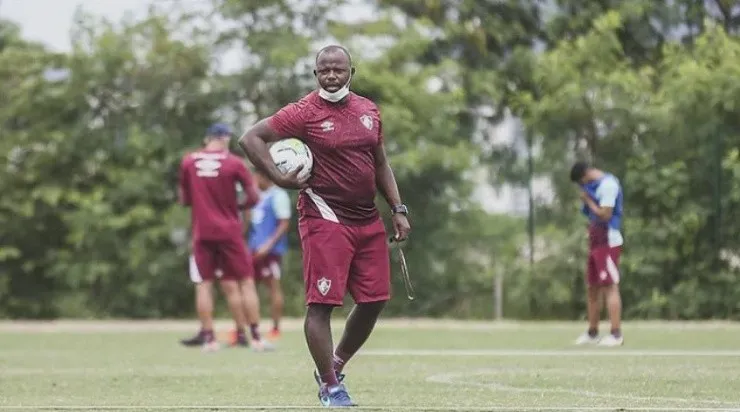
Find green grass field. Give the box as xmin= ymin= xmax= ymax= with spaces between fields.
xmin=1 ymin=319 xmax=740 ymax=411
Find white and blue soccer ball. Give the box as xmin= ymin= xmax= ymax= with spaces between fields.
xmin=269 ymin=138 xmax=313 ymax=180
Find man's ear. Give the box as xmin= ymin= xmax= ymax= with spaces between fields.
xmin=313 ymin=69 xmax=317 ymax=77
xmin=350 ymin=66 xmax=356 ymax=76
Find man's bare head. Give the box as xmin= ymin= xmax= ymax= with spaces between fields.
xmin=314 ymin=45 xmax=355 ymax=102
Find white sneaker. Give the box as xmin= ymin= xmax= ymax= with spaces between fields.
xmin=574 ymin=332 xmax=600 ymax=345
xmin=597 ymin=334 xmax=624 ymax=347
xmin=201 ymin=340 xmax=221 ymax=353
xmin=251 ymin=339 xmax=276 ymax=352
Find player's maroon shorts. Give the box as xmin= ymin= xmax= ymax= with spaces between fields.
xmin=190 ymin=237 xmax=253 ymax=283
xmin=587 ymin=246 xmax=622 ymax=287
xmin=298 ymin=216 xmax=391 ymax=306
xmin=253 ymin=253 xmax=283 ymax=281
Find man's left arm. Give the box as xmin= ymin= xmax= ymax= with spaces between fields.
xmin=374 ymin=122 xmax=411 ymax=241
xmin=583 ymin=179 xmax=619 ymax=221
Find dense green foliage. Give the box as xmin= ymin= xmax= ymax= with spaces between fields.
xmin=1 ymin=0 xmax=739 ymax=319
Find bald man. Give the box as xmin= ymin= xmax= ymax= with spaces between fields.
xmin=238 ymin=45 xmax=411 ymax=407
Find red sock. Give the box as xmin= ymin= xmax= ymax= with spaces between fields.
xmin=333 ymin=349 xmax=351 ymax=373
xmin=249 ymin=324 xmax=261 ymax=341
xmin=235 ymin=327 xmax=246 ymax=340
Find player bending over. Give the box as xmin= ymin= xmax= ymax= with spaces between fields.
xmin=570 ymin=161 xmax=624 ymax=347
xmin=178 ymin=123 xmax=270 ymax=351
xmin=247 ymin=169 xmax=291 ymax=340
xmin=238 ymin=45 xmax=411 ymax=407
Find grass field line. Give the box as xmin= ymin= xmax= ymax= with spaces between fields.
xmin=1 ymin=319 xmax=740 ymax=332
xmin=363 ymin=349 xmax=740 ymax=356
xmin=1 ymin=407 xmax=739 ymax=411
xmin=427 ymin=369 xmax=737 ymax=406
xmin=0 ymin=362 xmax=729 ymax=377
xmin=0 ymin=363 xmax=731 ymax=378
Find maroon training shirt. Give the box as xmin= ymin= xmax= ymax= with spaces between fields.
xmin=268 ymin=91 xmax=383 ymax=225
xmin=179 ymin=150 xmax=258 ymax=241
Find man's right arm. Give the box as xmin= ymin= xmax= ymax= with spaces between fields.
xmin=238 ymin=102 xmax=306 ymax=185
xmin=588 ymin=179 xmax=618 ymax=221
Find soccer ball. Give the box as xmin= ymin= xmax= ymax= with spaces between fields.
xmin=269 ymin=138 xmax=313 ymax=180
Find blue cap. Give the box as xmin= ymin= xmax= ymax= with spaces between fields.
xmin=206 ymin=123 xmax=233 ymax=137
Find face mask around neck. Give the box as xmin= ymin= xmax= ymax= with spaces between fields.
xmin=318 ymin=74 xmax=351 ymax=103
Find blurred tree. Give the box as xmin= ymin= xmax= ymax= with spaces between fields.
xmin=377 ymin=0 xmax=544 ymax=184
xmin=516 ymin=9 xmax=740 ymax=319
xmin=214 ymin=0 xmax=338 ymax=122
xmin=0 ymin=9 xmax=225 ymax=318
xmin=2 ymin=0 xmax=739 ymax=320
xmin=0 ymin=19 xmax=70 ymax=317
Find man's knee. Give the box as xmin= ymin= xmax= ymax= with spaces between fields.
xmin=196 ymin=281 xmax=214 ymax=294
xmin=587 ymin=285 xmax=603 ymax=299
xmin=219 ymin=279 xmax=239 ymax=294
xmin=306 ymin=303 xmax=334 ymax=321
xmin=356 ymin=300 xmax=386 ymax=315
xmin=240 ymin=277 xmax=257 ymax=292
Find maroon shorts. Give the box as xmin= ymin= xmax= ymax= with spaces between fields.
xmin=587 ymin=246 xmax=622 ymax=287
xmin=298 ymin=216 xmax=391 ymax=306
xmin=253 ymin=253 xmax=283 ymax=281
xmin=190 ymin=237 xmax=253 ymax=283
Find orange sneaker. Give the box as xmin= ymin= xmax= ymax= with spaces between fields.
xmin=218 ymin=329 xmax=247 ymax=347
xmin=268 ymin=328 xmax=281 ymax=341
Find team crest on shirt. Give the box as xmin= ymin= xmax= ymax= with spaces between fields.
xmin=317 ymin=277 xmax=331 ymax=296
xmin=360 ymin=114 xmax=373 ymax=130
xmin=321 ymin=121 xmax=334 ymax=132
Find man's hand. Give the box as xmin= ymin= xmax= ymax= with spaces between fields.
xmin=580 ymin=189 xmax=613 ymax=221
xmin=275 ymin=165 xmax=309 ymax=190
xmin=392 ymin=213 xmax=411 ymax=241
xmin=254 ymin=244 xmax=270 ymax=260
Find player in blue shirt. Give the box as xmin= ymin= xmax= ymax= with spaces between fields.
xmin=247 ymin=169 xmax=292 ymax=340
xmin=570 ymin=161 xmax=624 ymax=347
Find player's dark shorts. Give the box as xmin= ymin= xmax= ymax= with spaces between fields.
xmin=253 ymin=253 xmax=282 ymax=281
xmin=298 ymin=216 xmax=391 ymax=306
xmin=587 ymin=246 xmax=622 ymax=287
xmin=189 ymin=237 xmax=254 ymax=283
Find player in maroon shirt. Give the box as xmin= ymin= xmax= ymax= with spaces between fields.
xmin=239 ymin=45 xmax=411 ymax=407
xmin=178 ymin=123 xmax=270 ymax=351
